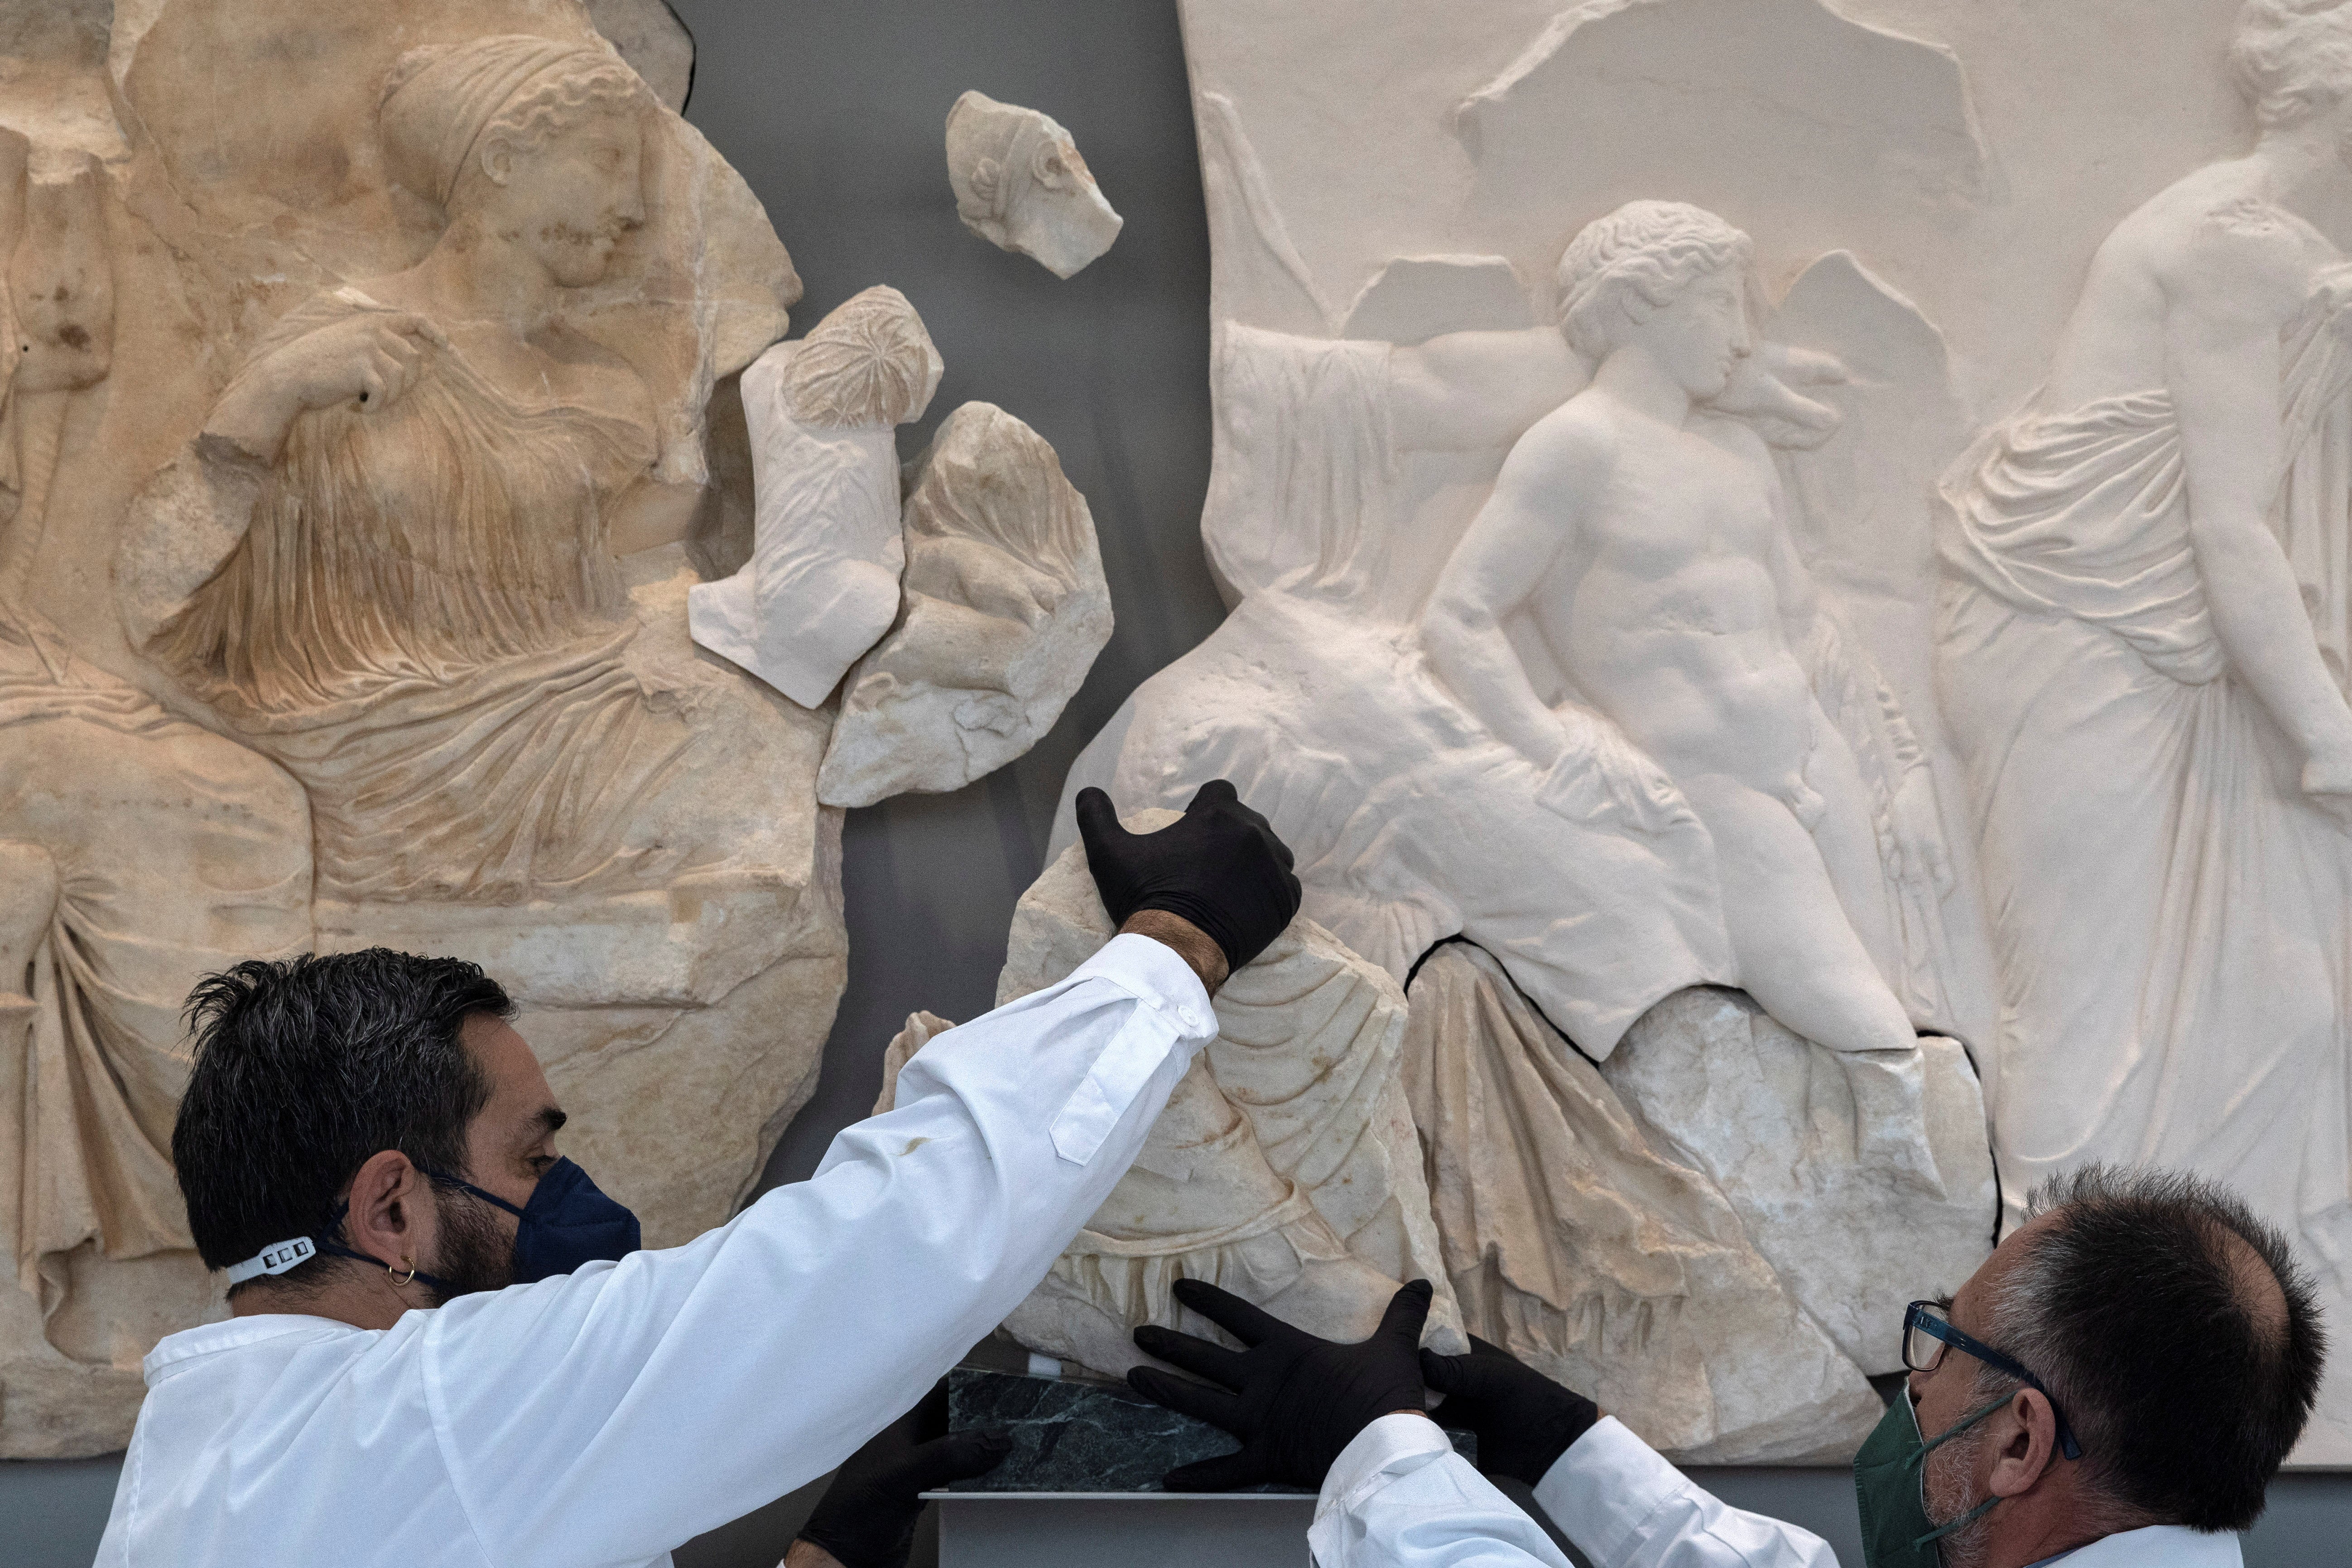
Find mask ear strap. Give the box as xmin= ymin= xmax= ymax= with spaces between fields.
xmin=312 ymin=1200 xmax=454 ymax=1293
xmin=1909 ymin=1395 xmax=2013 ymax=1468
xmin=414 ymin=1164 xmax=529 ymax=1221
xmin=1913 ymin=1492 xmax=2000 ymax=1552
xmin=1904 ymin=1394 xmax=2017 ymax=1551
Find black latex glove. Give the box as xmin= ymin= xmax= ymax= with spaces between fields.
xmin=1419 ymin=1333 xmax=1601 ymax=1487
xmin=1125 ymin=1277 xmax=1433 ymax=1491
xmin=795 ymin=1380 xmax=1011 ymax=1568
xmin=1074 ymin=779 xmax=1302 ymax=973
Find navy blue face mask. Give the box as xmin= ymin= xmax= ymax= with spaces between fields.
xmin=423 ymin=1157 xmax=643 ymax=1285
xmin=315 ymin=1156 xmax=641 ymax=1294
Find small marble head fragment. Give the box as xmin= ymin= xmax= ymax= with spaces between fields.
xmin=946 ymin=90 xmax=1123 ymax=279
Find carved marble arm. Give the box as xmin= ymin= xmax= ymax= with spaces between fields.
xmin=2167 ymin=226 xmax=2352 ymax=808
xmin=1419 ymin=419 xmax=1600 ymax=765
xmin=1388 ymin=326 xmax=1587 ymax=452
xmin=202 ymin=310 xmax=447 ymax=463
xmin=114 ymin=433 xmax=271 ymax=651
xmin=1710 ymin=344 xmax=1844 ymax=450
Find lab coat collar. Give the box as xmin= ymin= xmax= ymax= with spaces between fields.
xmin=2039 ymin=1521 xmax=2242 ymax=1566
xmin=142 ymin=1313 xmax=368 ymax=1385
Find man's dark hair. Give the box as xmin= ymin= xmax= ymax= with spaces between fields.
xmin=172 ymin=949 xmax=512 ymax=1294
xmin=1980 ymin=1165 xmax=2326 ymax=1532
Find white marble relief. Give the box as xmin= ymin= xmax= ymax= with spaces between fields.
xmin=1136 ymin=0 xmax=2352 ymax=1462
xmin=1937 ymin=0 xmax=2352 ymax=1458
xmin=688 ymin=286 xmax=943 ymax=710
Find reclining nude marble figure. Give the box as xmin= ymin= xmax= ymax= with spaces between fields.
xmin=1421 ymin=200 xmax=1940 ymax=1056
xmin=1937 ymin=0 xmax=2352 ymax=1449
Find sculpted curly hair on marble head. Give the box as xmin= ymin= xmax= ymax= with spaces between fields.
xmin=1553 ymin=199 xmax=1754 ymax=362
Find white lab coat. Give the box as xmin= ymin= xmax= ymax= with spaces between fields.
xmin=1308 ymin=1414 xmax=2247 ymax=1568
xmin=94 ymin=934 xmax=1217 ymax=1568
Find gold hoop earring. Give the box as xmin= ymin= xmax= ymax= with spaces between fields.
xmin=389 ymin=1255 xmax=417 ymax=1288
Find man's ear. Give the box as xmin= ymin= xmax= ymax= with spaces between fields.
xmin=1986 ymin=1386 xmax=2061 ymax=1499
xmin=344 ymin=1148 xmax=433 ymax=1274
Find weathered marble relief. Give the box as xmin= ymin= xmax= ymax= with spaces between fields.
xmin=0 ymin=0 xmax=1086 ymax=1458
xmin=947 ymin=91 xmax=1123 ymax=279
xmin=818 ymin=400 xmax=1112 ymax=807
xmin=880 ymin=812 xmax=1467 ymax=1384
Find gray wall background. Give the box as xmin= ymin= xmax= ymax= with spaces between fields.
xmin=6 ymin=2 xmax=2349 ymax=1563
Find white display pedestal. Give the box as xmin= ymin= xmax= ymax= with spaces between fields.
xmin=928 ymin=1491 xmax=1316 ymax=1568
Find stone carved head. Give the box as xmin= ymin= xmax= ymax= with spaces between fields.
xmin=1556 ymin=199 xmax=1755 ymax=398
xmin=946 ymin=90 xmax=1122 ymax=279
xmin=381 ymin=35 xmax=654 ymax=288
xmin=2232 ymin=0 xmax=2352 ymax=135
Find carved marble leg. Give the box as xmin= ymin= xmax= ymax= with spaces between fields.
xmin=1677 ymin=773 xmax=1915 ymax=1053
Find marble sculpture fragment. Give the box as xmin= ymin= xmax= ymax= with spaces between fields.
xmin=689 ymin=285 xmax=944 ymax=710
xmin=880 ymin=811 xmax=1467 ymax=1380
xmin=947 ymin=90 xmax=1123 ymax=279
xmin=818 ymin=400 xmax=1113 ymax=806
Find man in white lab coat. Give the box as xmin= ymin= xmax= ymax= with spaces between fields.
xmin=1126 ymin=1165 xmax=2326 ymax=1568
xmin=95 ymin=780 xmax=1299 ymax=1568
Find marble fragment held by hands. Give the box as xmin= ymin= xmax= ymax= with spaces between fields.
xmin=688 ymin=285 xmax=943 ymax=709
xmin=947 ymin=91 xmax=1122 ymax=279
xmin=871 ymin=812 xmax=1466 ymax=1380
xmin=817 ymin=401 xmax=1111 ymax=806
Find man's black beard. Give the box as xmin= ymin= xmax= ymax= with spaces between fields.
xmin=422 ymin=1184 xmax=515 ymax=1303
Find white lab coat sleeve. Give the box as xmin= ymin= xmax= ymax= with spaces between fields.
xmin=413 ymin=933 xmax=1218 ymax=1568
xmin=1530 ymin=1418 xmax=1842 ymax=1568
xmin=1308 ymin=1414 xmax=1575 ymax=1568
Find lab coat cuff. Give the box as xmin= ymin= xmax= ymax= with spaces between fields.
xmin=1317 ymin=1412 xmax=1455 ymax=1524
xmin=1047 ymin=934 xmax=1219 ymax=1165
xmin=1069 ymin=931 xmax=1217 ymax=1034
xmin=1533 ymin=1416 xmax=1690 ymax=1567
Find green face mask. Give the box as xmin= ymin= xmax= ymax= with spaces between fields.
xmin=1852 ymin=1388 xmax=2008 ymax=1568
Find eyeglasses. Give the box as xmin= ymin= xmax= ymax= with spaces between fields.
xmin=1902 ymin=1300 xmax=2083 ymax=1462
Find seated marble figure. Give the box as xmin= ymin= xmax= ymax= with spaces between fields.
xmin=1026 ymin=199 xmax=1990 ymax=1457
xmin=1057 ymin=201 xmax=1962 ymax=1059
xmin=1419 ymin=200 xmax=1936 ymax=1055
xmin=115 ymin=36 xmax=828 ymax=921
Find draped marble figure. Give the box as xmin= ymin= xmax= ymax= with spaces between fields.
xmin=1936 ymin=0 xmax=2352 ymax=1443
xmin=0 ymin=126 xmax=311 ymax=1436
xmin=116 ymin=37 xmax=814 ymax=908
